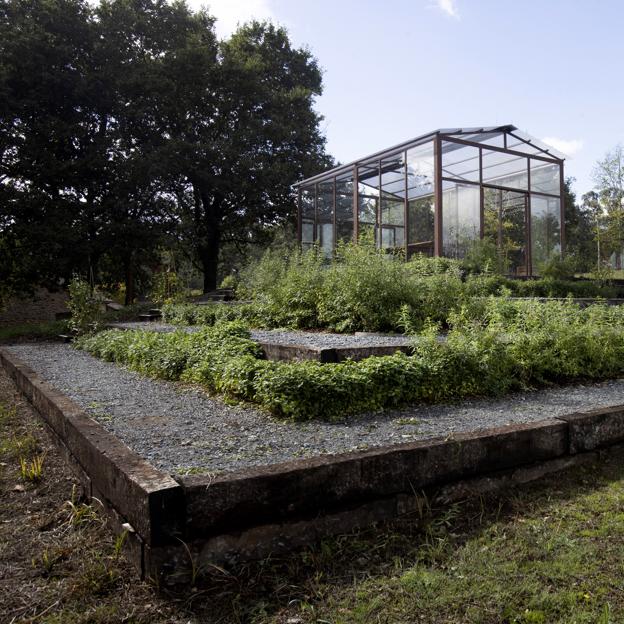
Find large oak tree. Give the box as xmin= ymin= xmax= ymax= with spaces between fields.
xmin=0 ymin=0 xmax=330 ymax=300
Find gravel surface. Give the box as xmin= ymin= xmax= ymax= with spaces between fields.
xmin=7 ymin=342 xmax=624 ymax=477
xmin=110 ymin=321 xmax=413 ymax=348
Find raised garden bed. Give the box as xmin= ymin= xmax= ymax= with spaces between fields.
xmin=4 ymin=341 xmax=624 ymax=583
xmin=108 ymin=321 xmax=415 ymax=362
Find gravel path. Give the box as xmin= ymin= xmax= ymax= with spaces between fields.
xmin=110 ymin=322 xmax=413 ymax=348
xmin=7 ymin=342 xmax=624 ymax=477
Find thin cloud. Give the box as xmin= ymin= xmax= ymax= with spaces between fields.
xmin=436 ymin=0 xmax=460 ymax=19
xmin=541 ymin=137 xmax=584 ymax=157
xmin=189 ymin=0 xmax=277 ymax=38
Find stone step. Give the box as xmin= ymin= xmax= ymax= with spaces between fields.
xmin=138 ymin=313 xmax=161 ymax=322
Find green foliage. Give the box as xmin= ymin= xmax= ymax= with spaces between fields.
xmin=591 ymin=261 xmax=615 ymax=286
xmin=238 ymin=245 xmax=327 ymax=329
xmin=460 ymin=237 xmax=500 ymax=275
xmin=150 ymin=271 xmax=187 ymax=306
xmin=67 ymin=277 xmax=104 ymax=336
xmin=235 ymin=244 xmax=620 ymax=333
xmin=535 ymin=254 xmax=577 ymax=280
xmin=238 ymin=245 xmax=467 ymax=333
xmin=0 ymin=320 xmax=68 ymax=342
xmin=79 ymin=298 xmax=624 ymax=421
xmin=19 ymin=452 xmax=45 ymax=483
xmin=161 ymin=302 xmax=259 ymax=326
xmin=219 ymin=274 xmax=238 ymax=290
xmin=1 ymin=1 xmax=330 ymax=299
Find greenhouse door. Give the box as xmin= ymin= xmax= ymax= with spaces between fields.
xmin=483 ymin=187 xmax=529 ymax=276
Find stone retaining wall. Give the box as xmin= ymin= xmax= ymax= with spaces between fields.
xmin=3 ymin=345 xmax=624 ymax=583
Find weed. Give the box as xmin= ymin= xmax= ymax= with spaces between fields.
xmin=19 ymin=451 xmax=45 ymax=482
xmin=64 ymin=485 xmax=102 ymax=528
xmin=2 ymin=431 xmax=38 ymax=458
xmin=113 ymin=530 xmax=128 ymax=559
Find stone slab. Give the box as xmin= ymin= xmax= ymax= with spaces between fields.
xmin=257 ymin=341 xmax=411 ymax=363
xmin=556 ymin=406 xmax=624 ymax=454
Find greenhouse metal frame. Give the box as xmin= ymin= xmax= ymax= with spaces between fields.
xmin=295 ymin=125 xmax=565 ymax=276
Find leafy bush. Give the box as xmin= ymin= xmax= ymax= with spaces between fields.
xmin=535 ymin=255 xmax=577 ymax=280
xmin=157 ymin=245 xmax=622 ymax=335
xmin=161 ymin=302 xmax=259 ymax=326
xmin=77 ymin=300 xmax=624 ymax=422
xmin=237 ymin=245 xmax=469 ymax=332
xmin=67 ymin=276 xmax=104 ymax=335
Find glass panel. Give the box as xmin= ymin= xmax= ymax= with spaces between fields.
xmin=442 ymin=181 xmax=480 ymax=258
xmin=482 ymin=149 xmax=528 ymax=190
xmin=441 ymin=141 xmax=480 ymax=182
xmin=406 ymin=141 xmax=435 ymax=255
xmin=406 ymin=141 xmax=434 ymax=198
xmin=530 ymin=159 xmax=560 ymax=196
xmin=357 ymin=163 xmax=379 ymax=245
xmin=505 ymin=136 xmax=544 ymax=155
xmin=408 ymin=196 xmax=435 ymax=255
xmin=335 ymin=173 xmax=354 ymax=245
xmin=483 ymin=188 xmax=528 ymax=275
xmin=300 ymin=186 xmax=315 ymax=250
xmin=316 ymin=180 xmax=334 ymax=256
xmin=531 ymin=195 xmax=561 ymax=272
xmin=380 ymin=153 xmax=405 ymax=249
xmin=510 ymin=130 xmax=566 ymax=159
xmin=453 ymin=132 xmax=505 ymax=148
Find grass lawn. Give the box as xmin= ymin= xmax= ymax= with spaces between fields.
xmin=2 ymin=364 xmax=624 ymax=623
xmin=0 ymin=320 xmax=67 ymax=343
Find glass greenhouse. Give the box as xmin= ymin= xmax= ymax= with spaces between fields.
xmin=296 ymin=125 xmax=565 ymax=276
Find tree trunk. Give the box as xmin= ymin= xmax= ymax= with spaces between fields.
xmin=195 ymin=183 xmax=222 ymax=293
xmin=199 ymin=231 xmax=220 ymax=292
xmin=124 ymin=254 xmax=135 ymax=305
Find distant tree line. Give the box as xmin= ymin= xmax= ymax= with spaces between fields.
xmin=565 ymin=145 xmax=624 ymax=273
xmin=0 ymin=0 xmax=331 ymax=304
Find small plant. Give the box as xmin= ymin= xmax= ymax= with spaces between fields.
xmin=536 ymin=254 xmax=577 ymax=280
xmin=67 ymin=275 xmax=104 ymax=335
xmin=219 ymin=273 xmax=238 ymax=290
xmin=64 ymin=484 xmax=102 ymax=527
xmin=0 ymin=402 xmax=16 ymax=425
xmin=591 ymin=261 xmax=615 ymax=286
xmin=113 ymin=530 xmax=128 ymax=559
xmin=150 ymin=270 xmax=186 ymax=305
xmin=19 ymin=452 xmax=45 ymax=482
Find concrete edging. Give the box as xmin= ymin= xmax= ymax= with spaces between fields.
xmin=4 ymin=345 xmax=624 ymax=580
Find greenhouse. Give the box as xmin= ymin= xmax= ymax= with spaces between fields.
xmin=296 ymin=125 xmax=565 ymax=276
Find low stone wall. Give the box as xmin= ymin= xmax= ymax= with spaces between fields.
xmin=0 ymin=288 xmax=69 ymax=325
xmin=3 ymin=344 xmax=624 ymax=582
xmin=257 ymin=341 xmax=412 ymax=362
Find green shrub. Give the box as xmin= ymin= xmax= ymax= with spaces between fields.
xmin=0 ymin=320 xmax=67 ymax=342
xmin=68 ymin=276 xmax=104 ymax=335
xmin=161 ymin=245 xmax=621 ymax=335
xmin=160 ymin=302 xmax=259 ymax=327
xmin=77 ymin=299 xmax=624 ymax=422
xmin=238 ymin=245 xmax=469 ymax=332
xmin=535 ymin=255 xmax=577 ymax=280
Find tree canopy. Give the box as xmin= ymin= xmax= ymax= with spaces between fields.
xmin=0 ymin=0 xmax=330 ymax=302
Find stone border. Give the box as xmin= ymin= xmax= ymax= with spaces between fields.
xmin=4 ymin=345 xmax=624 ymax=581
xmin=256 ymin=340 xmax=412 ymax=363
xmin=0 ymin=349 xmax=184 ymax=571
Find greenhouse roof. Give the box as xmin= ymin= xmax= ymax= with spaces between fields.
xmin=295 ymin=125 xmax=566 ymax=187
